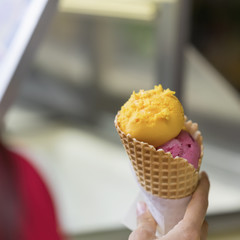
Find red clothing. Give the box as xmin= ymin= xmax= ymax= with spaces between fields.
xmin=6 ymin=151 xmax=63 ymax=240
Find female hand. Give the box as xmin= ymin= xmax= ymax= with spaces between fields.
xmin=129 ymin=171 xmax=210 ymax=240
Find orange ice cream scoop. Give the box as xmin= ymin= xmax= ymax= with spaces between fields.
xmin=117 ymin=85 xmax=184 ymax=147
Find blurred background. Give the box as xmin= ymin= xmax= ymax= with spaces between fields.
xmin=1 ymin=0 xmax=240 ymax=239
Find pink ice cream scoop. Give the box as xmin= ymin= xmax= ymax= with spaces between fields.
xmin=156 ymin=130 xmax=200 ymax=169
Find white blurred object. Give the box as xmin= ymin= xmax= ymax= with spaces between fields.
xmin=123 ymin=191 xmax=191 ymax=236
xmin=0 ymin=0 xmax=58 ymax=123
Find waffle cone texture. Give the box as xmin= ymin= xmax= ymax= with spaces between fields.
xmin=115 ymin=115 xmax=203 ymax=199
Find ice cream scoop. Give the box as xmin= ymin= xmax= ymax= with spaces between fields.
xmin=117 ymin=85 xmax=184 ymax=147
xmin=156 ymin=130 xmax=200 ymax=169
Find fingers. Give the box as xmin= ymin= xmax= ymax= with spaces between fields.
xmin=200 ymin=220 xmax=208 ymax=240
xmin=184 ymin=171 xmax=210 ymax=229
xmin=129 ymin=202 xmax=157 ymax=240
xmin=129 ymin=172 xmax=210 ymax=240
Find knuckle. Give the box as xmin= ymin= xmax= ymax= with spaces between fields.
xmin=203 ymin=220 xmax=209 ymax=232
xmin=182 ymin=225 xmax=200 ymax=240
xmin=202 ymin=197 xmax=209 ymax=210
xmin=185 ymin=230 xmax=199 ymax=240
xmin=129 ymin=226 xmax=154 ymax=240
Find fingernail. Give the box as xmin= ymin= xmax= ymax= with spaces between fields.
xmin=137 ymin=202 xmax=147 ymax=216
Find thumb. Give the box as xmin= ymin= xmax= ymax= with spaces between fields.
xmin=129 ymin=202 xmax=157 ymax=240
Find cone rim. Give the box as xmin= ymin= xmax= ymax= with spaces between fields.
xmin=115 ymin=113 xmax=203 ymax=171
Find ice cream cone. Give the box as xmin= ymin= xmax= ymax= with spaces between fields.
xmin=115 ymin=115 xmax=203 ymax=199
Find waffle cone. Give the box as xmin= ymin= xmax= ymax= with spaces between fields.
xmin=115 ymin=115 xmax=203 ymax=199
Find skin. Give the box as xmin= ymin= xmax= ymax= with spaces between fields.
xmin=129 ymin=172 xmax=210 ymax=240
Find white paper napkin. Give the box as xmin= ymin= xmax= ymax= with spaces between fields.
xmin=122 ymin=188 xmax=191 ymax=236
